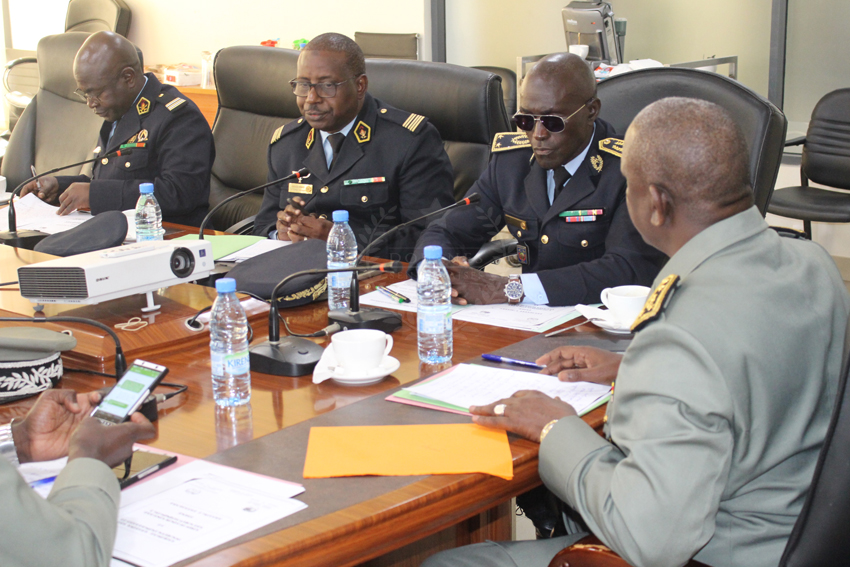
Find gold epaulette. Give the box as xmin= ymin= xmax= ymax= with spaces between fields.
xmin=165 ymin=97 xmax=186 ymax=112
xmin=402 ymin=113 xmax=426 ymax=133
xmin=631 ymin=274 xmax=680 ymax=332
xmin=599 ymin=138 xmax=624 ymax=157
xmin=270 ymin=125 xmax=285 ymax=145
xmin=491 ymin=132 xmax=531 ymax=152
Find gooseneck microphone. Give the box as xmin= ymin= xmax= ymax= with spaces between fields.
xmin=198 ymin=168 xmax=310 ymax=239
xmin=249 ymin=261 xmax=402 ymax=377
xmin=327 ymin=193 xmax=481 ymax=332
xmin=1 ymin=148 xmax=136 ymax=250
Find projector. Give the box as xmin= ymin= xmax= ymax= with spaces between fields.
xmin=18 ymin=240 xmax=213 ymax=304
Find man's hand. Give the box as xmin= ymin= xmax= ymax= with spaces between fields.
xmin=289 ymin=213 xmax=332 ymax=241
xmin=11 ymin=389 xmax=102 ymax=464
xmin=20 ymin=176 xmax=60 ymax=204
xmin=56 ymin=182 xmax=91 ymax=215
xmin=470 ymin=390 xmax=577 ymax=442
xmin=536 ymin=346 xmax=622 ymax=385
xmin=445 ymin=264 xmax=508 ymax=305
xmin=450 ymin=256 xmax=470 ymax=267
xmin=68 ymin=414 xmax=156 ymax=468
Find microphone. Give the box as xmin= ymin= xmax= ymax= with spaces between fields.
xmin=0 ymin=315 xmax=127 ymax=377
xmin=249 ymin=261 xmax=402 ymax=377
xmin=1 ymin=148 xmax=137 ymax=250
xmin=327 ymin=193 xmax=481 ymax=332
xmin=198 ymin=168 xmax=310 ymax=239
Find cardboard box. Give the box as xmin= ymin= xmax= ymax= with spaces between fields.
xmin=163 ymin=67 xmax=201 ymax=86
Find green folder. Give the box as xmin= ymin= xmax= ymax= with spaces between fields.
xmin=173 ymin=234 xmax=265 ymax=261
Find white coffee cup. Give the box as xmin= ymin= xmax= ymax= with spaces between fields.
xmin=600 ymin=285 xmax=650 ymax=326
xmin=569 ymin=44 xmax=590 ymax=60
xmin=331 ymin=329 xmax=393 ymax=373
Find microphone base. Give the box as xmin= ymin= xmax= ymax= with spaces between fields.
xmin=327 ymin=307 xmax=403 ymax=333
xmin=0 ymin=230 xmax=50 ymax=250
xmin=249 ymin=338 xmax=324 ymax=377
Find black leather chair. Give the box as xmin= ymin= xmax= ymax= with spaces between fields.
xmin=366 ymin=59 xmax=510 ymax=201
xmin=473 ymin=66 xmax=517 ymax=118
xmin=207 ymin=46 xmax=300 ymax=231
xmin=767 ymin=89 xmax=850 ymax=239
xmin=596 ymin=67 xmax=787 ymax=216
xmin=549 ymin=312 xmax=850 ymax=567
xmin=1 ymin=33 xmax=103 ymax=191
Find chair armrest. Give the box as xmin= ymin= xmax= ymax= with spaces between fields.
xmin=3 ymin=57 xmax=38 ymax=94
xmin=548 ymin=536 xmax=711 ymax=567
xmin=226 ymin=215 xmax=256 ymax=235
xmin=468 ymin=238 xmax=518 ymax=270
xmin=784 ymin=136 xmax=806 ymax=147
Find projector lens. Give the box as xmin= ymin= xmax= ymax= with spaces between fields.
xmin=170 ymin=248 xmax=195 ymax=278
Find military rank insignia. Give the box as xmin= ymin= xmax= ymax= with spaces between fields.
xmin=516 ymin=244 xmax=528 ymax=265
xmin=355 ymin=121 xmax=371 ymax=143
xmin=598 ymin=138 xmax=624 ymax=157
xmin=591 ymin=155 xmax=603 ymax=173
xmin=491 ymin=132 xmax=531 ymax=152
xmin=127 ymin=129 xmax=149 ymax=144
xmin=305 ymin=128 xmax=315 ymax=149
xmin=136 ymin=97 xmax=150 ymax=115
xmin=631 ymin=274 xmax=680 ymax=332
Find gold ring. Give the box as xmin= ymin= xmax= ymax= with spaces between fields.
xmin=494 ymin=404 xmax=507 ymax=416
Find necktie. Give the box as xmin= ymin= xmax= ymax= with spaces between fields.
xmin=552 ymin=167 xmax=572 ymax=199
xmin=328 ymin=132 xmax=345 ymax=171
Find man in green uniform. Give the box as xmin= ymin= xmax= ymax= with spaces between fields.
xmin=424 ymin=98 xmax=850 ymax=567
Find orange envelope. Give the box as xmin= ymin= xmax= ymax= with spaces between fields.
xmin=303 ymin=423 xmax=513 ymax=480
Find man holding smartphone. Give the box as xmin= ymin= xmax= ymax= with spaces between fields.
xmin=0 ymin=389 xmax=155 ymax=567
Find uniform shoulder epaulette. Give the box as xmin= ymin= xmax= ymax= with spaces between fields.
xmin=631 ymin=274 xmax=680 ymax=332
xmin=378 ymin=106 xmax=429 ymax=134
xmin=270 ymin=118 xmax=309 ymax=145
xmin=154 ymin=89 xmax=188 ymax=113
xmin=599 ymin=137 xmax=624 ymax=158
xmin=491 ymin=132 xmax=531 ymax=152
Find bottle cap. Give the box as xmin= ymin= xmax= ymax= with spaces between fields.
xmin=332 ymin=210 xmax=349 ymax=222
xmin=215 ymin=277 xmax=237 ymax=293
xmin=140 ymin=183 xmax=154 ymax=194
xmin=424 ymin=245 xmax=443 ymax=260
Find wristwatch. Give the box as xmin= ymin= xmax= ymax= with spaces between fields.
xmin=504 ymin=274 xmax=524 ymax=305
xmin=0 ymin=421 xmax=19 ymax=467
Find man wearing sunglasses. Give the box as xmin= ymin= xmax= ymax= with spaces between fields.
xmin=253 ymin=33 xmax=454 ymax=262
xmin=20 ymin=31 xmax=214 ymax=226
xmin=409 ymin=53 xmax=662 ymax=306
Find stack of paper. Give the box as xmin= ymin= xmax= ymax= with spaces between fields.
xmin=390 ymin=363 xmax=611 ymax=416
xmin=0 ymin=193 xmax=92 ymax=234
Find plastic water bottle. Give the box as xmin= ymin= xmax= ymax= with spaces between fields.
xmin=326 ymin=210 xmax=358 ymax=310
xmin=417 ymin=245 xmax=453 ymax=363
xmin=210 ymin=277 xmax=251 ymax=407
xmin=134 ymin=183 xmax=164 ymax=241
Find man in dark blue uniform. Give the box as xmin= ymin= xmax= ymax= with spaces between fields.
xmin=21 ymin=31 xmax=214 ymax=227
xmin=409 ymin=53 xmax=663 ymax=306
xmin=252 ymin=33 xmax=454 ymax=262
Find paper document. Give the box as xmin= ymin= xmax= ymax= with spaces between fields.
xmin=400 ymin=363 xmax=611 ymax=415
xmin=0 ymin=193 xmax=92 ymax=233
xmin=112 ymin=459 xmax=307 ymax=567
xmin=360 ymin=279 xmax=580 ymax=332
xmin=218 ymin=238 xmax=290 ymax=262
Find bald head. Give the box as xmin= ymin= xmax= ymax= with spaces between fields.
xmin=525 ymin=52 xmax=597 ymax=102
xmin=622 ymin=97 xmax=753 ymax=255
xmin=73 ymin=31 xmax=144 ymax=123
xmin=304 ymin=33 xmax=366 ymax=77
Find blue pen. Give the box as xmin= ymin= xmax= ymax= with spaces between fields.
xmin=481 ymin=353 xmax=545 ymax=370
xmin=29 ymin=476 xmax=57 ymax=489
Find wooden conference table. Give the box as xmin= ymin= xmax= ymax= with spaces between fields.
xmin=0 ymin=241 xmax=609 ymax=567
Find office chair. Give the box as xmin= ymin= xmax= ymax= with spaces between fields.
xmin=0 ymin=33 xmax=103 ymax=191
xmin=355 ymin=32 xmax=419 ymax=60
xmin=208 ymin=46 xmax=300 ymax=232
xmin=548 ymin=312 xmax=850 ymax=567
xmin=3 ymin=0 xmax=131 ymax=134
xmin=767 ymin=88 xmax=850 ymax=239
xmin=470 ymin=67 xmax=787 ymax=269
xmin=472 ymin=66 xmax=517 ymax=117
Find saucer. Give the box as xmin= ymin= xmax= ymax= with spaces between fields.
xmin=331 ymin=356 xmax=401 ymax=386
xmin=589 ymin=318 xmax=632 ymax=335
xmin=574 ymin=304 xmax=632 ymax=334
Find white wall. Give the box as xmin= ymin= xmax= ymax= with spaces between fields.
xmin=8 ymin=0 xmax=66 ymax=49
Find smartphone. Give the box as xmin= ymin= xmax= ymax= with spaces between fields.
xmin=91 ymin=359 xmax=168 ymax=425
xmin=113 ymin=449 xmax=177 ymax=489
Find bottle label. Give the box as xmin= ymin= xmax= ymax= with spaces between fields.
xmin=329 ymin=271 xmax=353 ymax=289
xmin=210 ymin=351 xmax=224 ymax=375
xmin=225 ymin=351 xmax=250 ymax=375
xmin=418 ymin=310 xmax=450 ymax=334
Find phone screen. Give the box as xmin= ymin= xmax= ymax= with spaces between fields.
xmin=92 ymin=363 xmax=164 ymax=424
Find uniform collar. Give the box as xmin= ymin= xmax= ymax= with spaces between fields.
xmin=104 ymin=73 xmax=161 ymax=152
xmin=653 ymin=206 xmax=767 ymax=287
xmin=304 ymin=93 xmax=376 ymax=182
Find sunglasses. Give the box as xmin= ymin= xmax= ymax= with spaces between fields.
xmin=513 ymin=98 xmax=595 ymax=133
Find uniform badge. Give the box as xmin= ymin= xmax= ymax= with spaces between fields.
xmin=127 ymin=134 xmax=137 ymax=143
xmin=631 ymin=274 xmax=680 ymax=332
xmin=137 ymin=129 xmax=149 ymax=142
xmin=354 ymin=121 xmax=371 ymax=143
xmin=136 ymin=97 xmax=150 ymax=115
xmin=288 ymin=183 xmax=313 ymax=195
xmin=305 ymin=128 xmax=315 ymax=149
xmin=516 ymin=244 xmax=529 ymax=265
xmin=591 ymin=155 xmax=603 ymax=173
xmin=491 ymin=132 xmax=531 ymax=152
xmin=598 ymin=138 xmax=624 ymax=157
